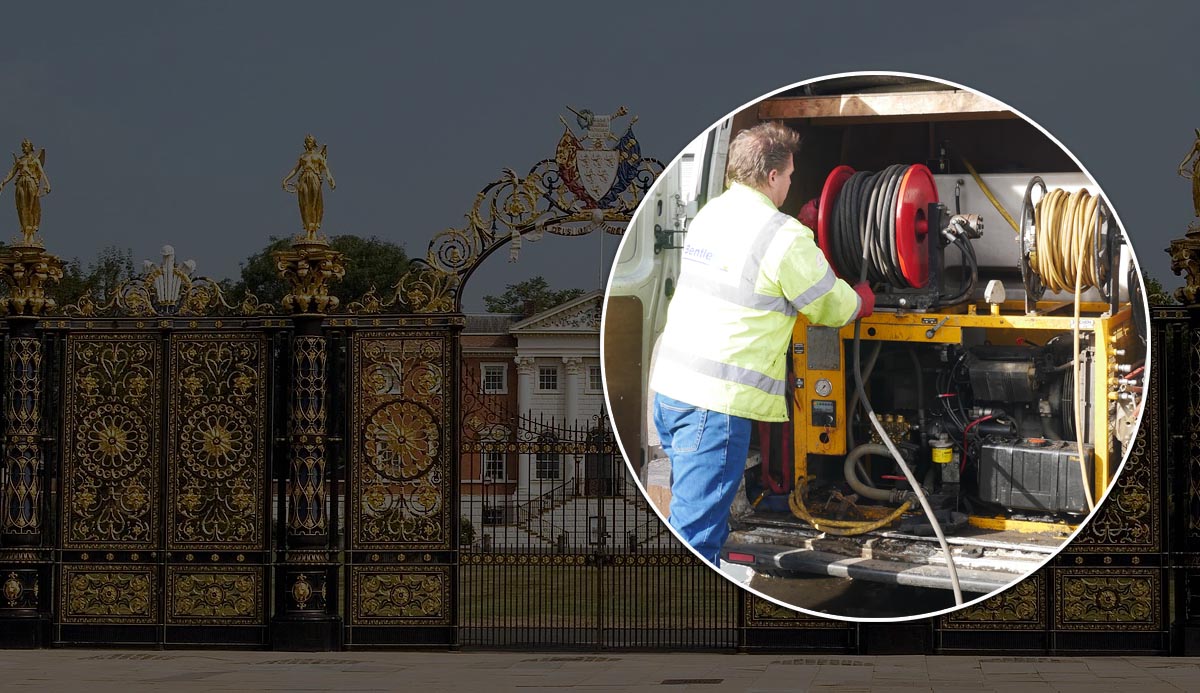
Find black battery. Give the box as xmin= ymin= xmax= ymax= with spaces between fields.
xmin=977 ymin=438 xmax=1094 ymax=514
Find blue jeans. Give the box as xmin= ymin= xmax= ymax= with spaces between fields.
xmin=653 ymin=393 xmax=752 ymax=564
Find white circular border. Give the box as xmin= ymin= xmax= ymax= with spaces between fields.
xmin=598 ymin=69 xmax=1153 ymax=624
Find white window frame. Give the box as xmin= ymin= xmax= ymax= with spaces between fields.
xmin=586 ymin=364 xmax=603 ymax=393
xmin=538 ymin=365 xmax=559 ymax=392
xmin=481 ymin=362 xmax=508 ymax=394
xmin=535 ymin=452 xmax=562 ymax=480
xmin=482 ymin=451 xmax=507 ymax=482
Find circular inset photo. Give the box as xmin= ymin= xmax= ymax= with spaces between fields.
xmin=601 ymin=73 xmax=1149 ymax=620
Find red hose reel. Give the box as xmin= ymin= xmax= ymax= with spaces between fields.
xmin=814 ymin=163 xmax=939 ymax=289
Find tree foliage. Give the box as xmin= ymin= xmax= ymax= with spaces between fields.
xmin=482 ymin=276 xmax=585 ymax=317
xmin=48 ymin=245 xmax=136 ymax=308
xmin=228 ymin=235 xmax=411 ymax=306
xmin=1142 ymin=271 xmax=1176 ymax=306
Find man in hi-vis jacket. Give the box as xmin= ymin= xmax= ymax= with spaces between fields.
xmin=650 ymin=122 xmax=875 ymax=564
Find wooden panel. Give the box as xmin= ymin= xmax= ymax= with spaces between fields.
xmin=603 ymin=295 xmax=645 ymax=475
xmin=758 ymin=90 xmax=1015 ymax=123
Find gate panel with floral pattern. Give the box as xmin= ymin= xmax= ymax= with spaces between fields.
xmin=345 ymin=326 xmax=458 ymax=646
xmin=51 ymin=328 xmax=272 ymax=646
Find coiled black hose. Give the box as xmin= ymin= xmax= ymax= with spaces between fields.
xmin=831 ymin=165 xmax=911 ymax=288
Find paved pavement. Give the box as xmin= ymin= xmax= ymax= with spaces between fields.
xmin=0 ymin=650 xmax=1198 ymax=691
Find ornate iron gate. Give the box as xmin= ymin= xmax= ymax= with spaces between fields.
xmin=45 ymin=319 xmax=274 ymax=647
xmin=344 ymin=327 xmax=457 ymax=646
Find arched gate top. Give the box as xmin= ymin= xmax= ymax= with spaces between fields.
xmin=392 ymin=106 xmax=663 ymax=313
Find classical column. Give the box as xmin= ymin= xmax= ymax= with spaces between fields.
xmin=515 ymin=356 xmax=536 ymax=413
xmin=562 ymin=356 xmax=582 ymax=428
xmin=514 ymin=357 xmax=536 ymax=494
xmin=271 ymin=230 xmax=345 ymax=650
xmin=0 ymin=231 xmax=64 ymax=647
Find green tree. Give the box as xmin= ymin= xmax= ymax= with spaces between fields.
xmin=229 ymin=235 xmax=411 ymax=307
xmin=46 ymin=246 xmax=136 ymax=308
xmin=87 ymin=246 xmax=137 ymax=301
xmin=1143 ymin=271 xmax=1176 ymax=306
xmin=48 ymin=259 xmax=88 ymax=309
xmin=483 ymin=276 xmax=585 ymax=317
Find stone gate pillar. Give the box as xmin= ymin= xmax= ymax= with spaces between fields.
xmin=0 ymin=241 xmax=63 ymax=647
xmin=271 ymin=235 xmax=345 ymax=650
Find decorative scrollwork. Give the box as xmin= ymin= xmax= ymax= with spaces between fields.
xmin=347 ymin=285 xmax=393 ymax=314
xmin=169 ymin=335 xmax=266 ymax=550
xmin=63 ymin=336 xmax=160 ymax=549
xmin=3 ymin=338 xmax=44 ymax=534
xmin=289 ymin=336 xmax=328 ymax=536
xmin=1055 ymin=570 xmax=1159 ymax=630
xmin=167 ymin=568 xmax=262 ymax=623
xmin=941 ymin=575 xmax=1043 ymax=629
xmin=350 ymin=567 xmax=449 ymax=625
xmin=1188 ymin=327 xmax=1200 ymax=540
xmin=364 ymin=401 xmax=440 ymax=481
xmin=61 ymin=566 xmax=155 ymax=623
xmin=389 ymin=106 xmax=662 ymax=313
xmin=60 ymin=248 xmax=266 ymax=317
xmin=1 ymin=569 xmax=38 ymax=610
xmin=393 ymin=262 xmax=459 ymax=314
xmin=432 ymin=229 xmax=477 ymax=273
xmin=353 ymin=335 xmax=449 ymax=548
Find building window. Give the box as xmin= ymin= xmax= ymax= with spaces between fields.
xmin=481 ymin=363 xmax=507 ymax=394
xmin=482 ymin=452 xmax=506 ymax=481
xmin=538 ymin=365 xmax=558 ymax=391
xmin=482 ymin=505 xmax=505 ymax=525
xmin=535 ymin=452 xmax=561 ymax=480
xmin=587 ymin=365 xmax=603 ymax=392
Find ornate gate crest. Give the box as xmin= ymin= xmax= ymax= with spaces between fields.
xmin=388 ymin=106 xmax=662 ymax=313
xmin=558 ymin=106 xmax=640 ymax=206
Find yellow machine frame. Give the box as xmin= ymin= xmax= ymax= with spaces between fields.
xmin=790 ymin=300 xmax=1133 ymax=509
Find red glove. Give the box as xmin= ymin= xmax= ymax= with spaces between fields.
xmin=853 ymin=282 xmax=875 ymax=319
xmin=798 ymin=198 xmax=819 ymax=229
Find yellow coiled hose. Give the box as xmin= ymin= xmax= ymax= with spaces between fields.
xmin=962 ymin=164 xmax=1100 ymax=512
xmin=1032 ymin=188 xmax=1101 ymax=294
xmin=788 ymin=476 xmax=913 ymax=536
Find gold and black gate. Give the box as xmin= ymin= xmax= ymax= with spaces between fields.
xmin=343 ymin=325 xmax=458 ymax=647
xmin=56 ymin=327 xmax=272 ymax=646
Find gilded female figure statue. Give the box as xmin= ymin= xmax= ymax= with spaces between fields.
xmin=0 ymin=139 xmax=51 ymax=245
xmin=1178 ymin=129 xmax=1200 ymax=219
xmin=282 ymin=135 xmax=336 ymax=239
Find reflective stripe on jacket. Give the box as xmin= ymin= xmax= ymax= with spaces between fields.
xmin=650 ymin=183 xmax=860 ymax=422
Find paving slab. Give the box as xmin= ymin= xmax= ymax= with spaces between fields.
xmin=0 ymin=651 xmax=1197 ymax=690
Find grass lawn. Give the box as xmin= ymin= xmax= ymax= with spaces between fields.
xmin=458 ymin=559 xmax=740 ymax=629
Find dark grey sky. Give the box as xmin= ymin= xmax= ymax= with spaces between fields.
xmin=2 ymin=2 xmax=1196 ymax=308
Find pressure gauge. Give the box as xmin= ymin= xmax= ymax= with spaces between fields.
xmin=814 ymin=378 xmax=833 ymax=397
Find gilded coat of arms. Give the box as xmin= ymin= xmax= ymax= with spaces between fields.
xmin=556 ymin=106 xmax=643 ymax=209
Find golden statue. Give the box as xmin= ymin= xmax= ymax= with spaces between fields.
xmin=281 ymin=134 xmax=336 ymax=240
xmin=1179 ymin=128 xmax=1200 ymax=218
xmin=0 ymin=139 xmax=51 ymax=245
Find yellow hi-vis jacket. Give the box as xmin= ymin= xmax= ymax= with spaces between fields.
xmin=650 ymin=183 xmax=862 ymax=422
